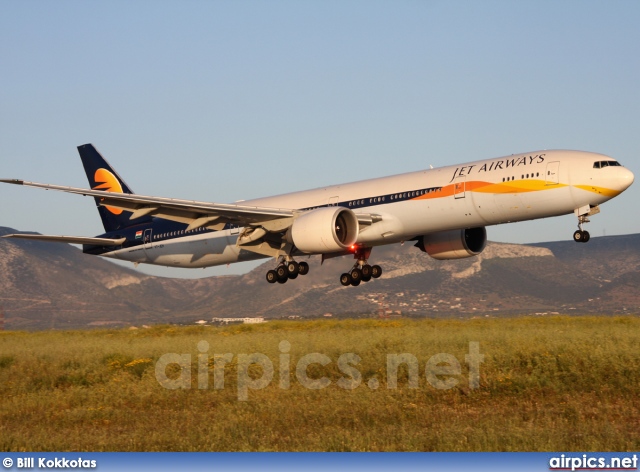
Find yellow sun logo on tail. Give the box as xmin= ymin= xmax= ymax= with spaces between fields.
xmin=93 ymin=168 xmax=124 ymax=215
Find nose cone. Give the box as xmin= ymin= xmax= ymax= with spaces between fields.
xmin=615 ymin=166 xmax=635 ymax=193
xmin=589 ymin=163 xmax=634 ymax=199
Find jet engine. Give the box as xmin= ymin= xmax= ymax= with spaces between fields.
xmin=415 ymin=227 xmax=487 ymax=260
xmin=290 ymin=207 xmax=359 ymax=253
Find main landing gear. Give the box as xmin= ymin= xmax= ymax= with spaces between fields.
xmin=340 ymin=247 xmax=382 ymax=287
xmin=266 ymin=259 xmax=310 ymax=284
xmin=340 ymin=263 xmax=382 ymax=287
xmin=573 ymin=215 xmax=591 ymax=243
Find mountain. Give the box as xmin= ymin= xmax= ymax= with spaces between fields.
xmin=1 ymin=226 xmax=638 ymax=330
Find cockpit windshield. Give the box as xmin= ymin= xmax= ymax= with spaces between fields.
xmin=593 ymin=160 xmax=622 ymax=169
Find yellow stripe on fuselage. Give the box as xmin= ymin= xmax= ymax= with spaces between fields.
xmin=469 ymin=179 xmax=566 ymax=194
xmin=573 ymin=185 xmax=622 ymax=198
xmin=413 ymin=179 xmax=619 ymax=201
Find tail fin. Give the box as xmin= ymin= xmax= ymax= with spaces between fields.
xmin=77 ymin=143 xmax=151 ymax=232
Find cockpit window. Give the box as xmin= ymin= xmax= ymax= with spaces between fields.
xmin=593 ymin=160 xmax=621 ymax=168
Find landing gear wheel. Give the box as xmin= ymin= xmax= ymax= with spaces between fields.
xmin=266 ymin=270 xmax=278 ymax=284
xmin=361 ymin=264 xmax=372 ymax=282
xmin=287 ymin=261 xmax=299 ymax=277
xmin=573 ymin=230 xmax=590 ymax=243
xmin=340 ymin=273 xmax=352 ymax=286
xmin=342 ymin=247 xmax=380 ymax=286
xmin=350 ymin=268 xmax=363 ymax=283
xmin=267 ymin=258 xmax=307 ymax=284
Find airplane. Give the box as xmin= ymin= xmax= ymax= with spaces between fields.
xmin=1 ymin=144 xmax=634 ymax=286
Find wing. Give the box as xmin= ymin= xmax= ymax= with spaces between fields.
xmin=2 ymin=234 xmax=126 ymax=246
xmin=1 ymin=179 xmax=296 ymax=231
xmin=1 ymin=179 xmax=381 ymax=258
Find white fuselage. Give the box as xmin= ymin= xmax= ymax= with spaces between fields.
xmin=103 ymin=150 xmax=634 ymax=268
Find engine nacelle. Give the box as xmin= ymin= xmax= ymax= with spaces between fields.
xmin=415 ymin=227 xmax=487 ymax=260
xmin=290 ymin=207 xmax=359 ymax=254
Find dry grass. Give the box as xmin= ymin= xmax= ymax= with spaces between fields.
xmin=0 ymin=316 xmax=638 ymax=451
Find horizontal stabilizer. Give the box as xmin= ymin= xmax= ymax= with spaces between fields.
xmin=2 ymin=234 xmax=126 ymax=246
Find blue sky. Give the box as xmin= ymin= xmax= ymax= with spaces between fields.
xmin=1 ymin=1 xmax=639 ymax=277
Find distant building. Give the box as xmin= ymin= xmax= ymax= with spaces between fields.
xmin=243 ymin=317 xmax=266 ymax=324
xmin=211 ymin=317 xmax=266 ymax=325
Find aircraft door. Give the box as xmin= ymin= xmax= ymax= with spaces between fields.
xmin=454 ymin=175 xmax=466 ymax=199
xmin=143 ymin=228 xmax=153 ymax=247
xmin=545 ymin=161 xmax=560 ymax=185
xmin=142 ymin=228 xmax=153 ymax=259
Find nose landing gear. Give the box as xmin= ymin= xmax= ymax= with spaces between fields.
xmin=573 ymin=215 xmax=591 ymax=243
xmin=573 ymin=229 xmax=590 ymax=243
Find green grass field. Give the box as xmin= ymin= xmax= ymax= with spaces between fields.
xmin=0 ymin=316 xmax=638 ymax=451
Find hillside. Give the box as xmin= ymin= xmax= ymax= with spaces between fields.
xmin=1 ymin=226 xmax=638 ymax=329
